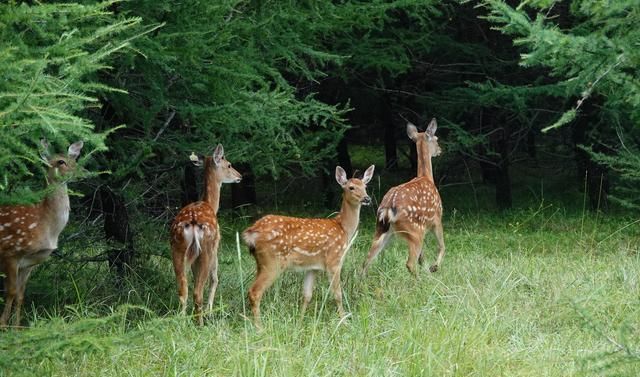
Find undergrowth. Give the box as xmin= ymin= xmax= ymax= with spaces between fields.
xmin=1 ymin=204 xmax=638 ymax=376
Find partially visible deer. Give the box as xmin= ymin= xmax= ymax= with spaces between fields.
xmin=170 ymin=144 xmax=241 ymax=325
xmin=362 ymin=118 xmax=445 ymax=276
xmin=243 ymin=165 xmax=375 ymax=327
xmin=0 ymin=140 xmax=84 ymax=327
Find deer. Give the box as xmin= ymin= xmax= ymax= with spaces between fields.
xmin=170 ymin=144 xmax=242 ymax=325
xmin=362 ymin=118 xmax=445 ymax=276
xmin=0 ymin=139 xmax=84 ymax=327
xmin=242 ymin=165 xmax=375 ymax=328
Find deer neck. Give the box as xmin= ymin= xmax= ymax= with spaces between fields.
xmin=336 ymin=197 xmax=361 ymax=241
xmin=416 ymin=139 xmax=434 ymax=182
xmin=202 ymin=157 xmax=222 ymax=213
xmin=42 ymin=182 xmax=71 ymax=233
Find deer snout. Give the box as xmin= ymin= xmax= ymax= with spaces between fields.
xmin=362 ymin=196 xmax=372 ymax=206
xmin=234 ymin=176 xmax=242 ymax=183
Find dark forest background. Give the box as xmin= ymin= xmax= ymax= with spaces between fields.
xmin=1 ymin=0 xmax=638 ymax=277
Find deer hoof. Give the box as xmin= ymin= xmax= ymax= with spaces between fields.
xmin=429 ymin=264 xmax=439 ymax=273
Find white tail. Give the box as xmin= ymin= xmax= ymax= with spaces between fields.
xmin=182 ymin=223 xmax=203 ymax=258
xmin=0 ymin=140 xmax=84 ymax=327
xmin=170 ymin=144 xmax=242 ymax=325
xmin=243 ymin=165 xmax=375 ymax=327
xmin=363 ymin=118 xmax=445 ymax=276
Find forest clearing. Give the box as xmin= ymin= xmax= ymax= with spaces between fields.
xmin=1 ymin=1 xmax=639 ymax=376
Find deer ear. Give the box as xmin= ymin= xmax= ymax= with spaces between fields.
xmin=189 ymin=152 xmax=203 ymax=167
xmin=426 ymin=118 xmax=437 ymax=138
xmin=40 ymin=139 xmax=51 ymax=162
xmin=335 ymin=166 xmax=348 ymax=186
xmin=362 ymin=165 xmax=375 ymax=184
xmin=213 ymin=144 xmax=224 ymax=165
xmin=67 ymin=141 xmax=84 ymax=160
xmin=407 ymin=122 xmax=419 ymax=141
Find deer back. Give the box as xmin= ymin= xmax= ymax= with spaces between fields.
xmin=243 ymin=215 xmax=348 ymax=270
xmin=378 ymin=176 xmax=442 ymax=231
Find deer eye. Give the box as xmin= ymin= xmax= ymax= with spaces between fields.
xmin=57 ymin=160 xmax=67 ymax=166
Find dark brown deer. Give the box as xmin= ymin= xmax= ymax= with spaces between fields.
xmin=0 ymin=140 xmax=84 ymax=327
xmin=170 ymin=144 xmax=241 ymax=325
xmin=362 ymin=119 xmax=444 ymax=276
xmin=243 ymin=165 xmax=375 ymax=327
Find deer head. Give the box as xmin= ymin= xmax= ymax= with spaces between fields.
xmin=190 ymin=144 xmax=242 ymax=184
xmin=407 ymin=118 xmax=441 ymax=158
xmin=335 ymin=165 xmax=374 ymax=206
xmin=40 ymin=139 xmax=84 ymax=183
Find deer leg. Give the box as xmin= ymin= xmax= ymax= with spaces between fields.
xmin=300 ymin=271 xmax=316 ymax=317
xmin=0 ymin=259 xmax=18 ymax=327
xmin=405 ymin=238 xmax=424 ymax=278
xmin=192 ymin=253 xmax=210 ymax=326
xmin=248 ymin=262 xmax=279 ymax=329
xmin=362 ymin=229 xmax=392 ymax=275
xmin=171 ymin=247 xmax=189 ymax=316
xmin=327 ymin=267 xmax=346 ymax=318
xmin=13 ymin=265 xmax=35 ymax=327
xmin=206 ymin=253 xmax=219 ymax=314
xmin=430 ymin=221 xmax=446 ymax=273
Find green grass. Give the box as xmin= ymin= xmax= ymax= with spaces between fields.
xmin=1 ymin=205 xmax=639 ymax=376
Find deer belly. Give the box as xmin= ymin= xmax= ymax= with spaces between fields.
xmin=286 ymin=249 xmax=325 ymax=272
xmin=290 ymin=262 xmax=324 ymax=272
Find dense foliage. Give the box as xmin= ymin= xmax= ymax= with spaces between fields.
xmin=0 ymin=2 xmax=141 ymax=203
xmin=2 ymin=0 xmax=637 ymax=209
xmin=485 ymin=0 xmax=640 ymax=208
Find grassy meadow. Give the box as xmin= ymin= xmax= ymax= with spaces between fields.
xmin=1 ymin=156 xmax=639 ymax=376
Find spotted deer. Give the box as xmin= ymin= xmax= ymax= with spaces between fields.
xmin=0 ymin=140 xmax=84 ymax=327
xmin=362 ymin=118 xmax=445 ymax=276
xmin=170 ymin=144 xmax=242 ymax=325
xmin=243 ymin=165 xmax=375 ymax=327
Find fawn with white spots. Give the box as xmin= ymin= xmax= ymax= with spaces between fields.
xmin=362 ymin=118 xmax=445 ymax=276
xmin=0 ymin=140 xmax=84 ymax=327
xmin=243 ymin=165 xmax=375 ymax=327
xmin=170 ymin=144 xmax=241 ymax=325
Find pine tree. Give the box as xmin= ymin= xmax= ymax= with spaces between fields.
xmin=485 ymin=0 xmax=640 ymax=209
xmin=0 ymin=1 xmax=141 ymax=204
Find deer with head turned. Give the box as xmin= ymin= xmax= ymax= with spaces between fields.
xmin=362 ymin=118 xmax=445 ymax=276
xmin=0 ymin=140 xmax=84 ymax=327
xmin=170 ymin=144 xmax=242 ymax=325
xmin=243 ymin=165 xmax=375 ymax=328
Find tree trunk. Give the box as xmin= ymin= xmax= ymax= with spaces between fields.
xmin=337 ymin=136 xmax=352 ymax=177
xmin=480 ymin=107 xmax=512 ymax=209
xmin=381 ymin=95 xmax=398 ymax=169
xmin=99 ymin=186 xmax=134 ymax=287
xmin=587 ymin=158 xmax=609 ymax=211
xmin=526 ymin=129 xmax=537 ymax=160
xmin=231 ymin=163 xmax=257 ymax=209
xmin=321 ymin=162 xmax=336 ymax=208
xmin=495 ymin=136 xmax=512 ymax=210
xmin=181 ymin=163 xmax=199 ymax=206
xmin=572 ymin=97 xmax=609 ymax=211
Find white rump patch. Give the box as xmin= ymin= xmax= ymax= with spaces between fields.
xmin=242 ymin=231 xmax=258 ymax=247
xmin=183 ymin=224 xmax=204 ymax=258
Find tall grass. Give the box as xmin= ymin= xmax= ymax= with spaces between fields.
xmin=1 ymin=204 xmax=638 ymax=376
